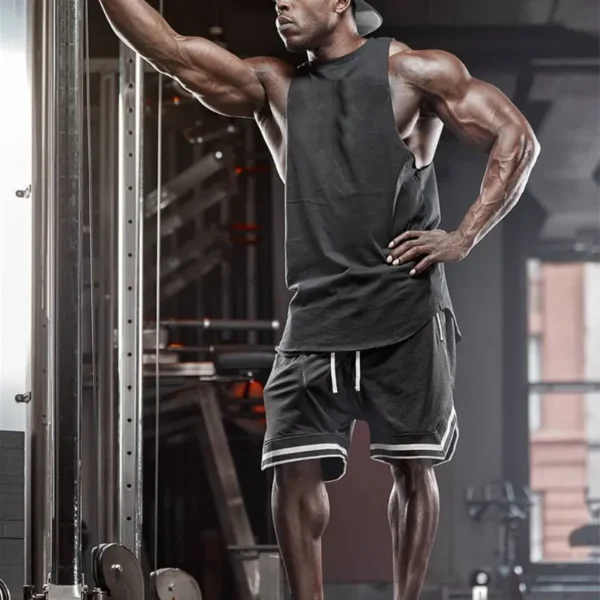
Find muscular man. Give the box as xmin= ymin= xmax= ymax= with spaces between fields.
xmin=99 ymin=1 xmax=539 ymax=598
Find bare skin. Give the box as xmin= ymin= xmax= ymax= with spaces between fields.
xmin=389 ymin=460 xmax=440 ymax=600
xmin=99 ymin=1 xmax=540 ymax=598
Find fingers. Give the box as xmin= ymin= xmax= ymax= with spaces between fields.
xmin=410 ymin=254 xmax=438 ymax=276
xmin=385 ymin=242 xmax=439 ymax=275
xmin=387 ymin=229 xmax=445 ymax=275
xmin=387 ymin=242 xmax=431 ymax=265
xmin=388 ymin=230 xmax=425 ymax=249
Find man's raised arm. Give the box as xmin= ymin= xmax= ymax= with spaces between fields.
xmin=99 ymin=0 xmax=266 ymax=117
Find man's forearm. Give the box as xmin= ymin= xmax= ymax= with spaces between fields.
xmin=99 ymin=0 xmax=180 ymax=70
xmin=456 ymin=125 xmax=540 ymax=250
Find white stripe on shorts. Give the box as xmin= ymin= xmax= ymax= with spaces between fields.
xmin=370 ymin=408 xmax=456 ymax=452
xmin=262 ymin=442 xmax=348 ymax=463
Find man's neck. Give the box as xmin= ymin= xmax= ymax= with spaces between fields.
xmin=306 ymin=31 xmax=366 ymax=64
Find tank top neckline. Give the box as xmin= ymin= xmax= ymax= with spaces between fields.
xmin=304 ymin=37 xmax=372 ymax=71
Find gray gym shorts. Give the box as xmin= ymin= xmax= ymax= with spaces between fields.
xmin=261 ymin=311 xmax=459 ymax=482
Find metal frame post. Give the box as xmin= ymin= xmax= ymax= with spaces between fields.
xmin=52 ymin=0 xmax=84 ymax=587
xmin=97 ymin=71 xmax=119 ymax=546
xmin=117 ymin=44 xmax=144 ymax=557
xmin=28 ymin=0 xmax=54 ymax=588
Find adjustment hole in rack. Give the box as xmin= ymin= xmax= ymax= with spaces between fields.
xmin=127 ymin=517 xmax=132 ymax=522
xmin=128 ymin=319 xmax=133 ymax=324
xmin=127 ymin=451 xmax=132 ymax=456
xmin=127 ymin=418 xmax=132 ymax=423
xmin=128 ymin=286 xmax=133 ymax=291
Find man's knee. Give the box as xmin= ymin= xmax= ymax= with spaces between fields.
xmin=390 ymin=459 xmax=434 ymax=483
xmin=272 ymin=460 xmax=329 ymax=534
xmin=273 ymin=459 xmax=324 ymax=491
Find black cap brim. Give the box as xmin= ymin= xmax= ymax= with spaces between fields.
xmin=354 ymin=0 xmax=383 ymax=36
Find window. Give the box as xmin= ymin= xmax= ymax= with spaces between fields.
xmin=527 ymin=261 xmax=600 ymax=563
xmin=0 ymin=1 xmax=33 ymax=431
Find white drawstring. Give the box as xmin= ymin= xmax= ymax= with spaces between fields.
xmin=330 ymin=351 xmax=362 ymax=393
xmin=330 ymin=352 xmax=338 ymax=394
xmin=354 ymin=351 xmax=361 ymax=391
xmin=436 ymin=313 xmax=445 ymax=342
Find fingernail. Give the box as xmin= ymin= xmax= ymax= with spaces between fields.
xmin=388 ymin=242 xmax=394 ymax=248
xmin=410 ymin=269 xmax=416 ymax=276
xmin=386 ymin=255 xmax=392 ymax=263
xmin=393 ymin=259 xmax=399 ymax=266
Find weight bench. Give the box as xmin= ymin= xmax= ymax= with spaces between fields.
xmin=213 ymin=348 xmax=275 ymax=380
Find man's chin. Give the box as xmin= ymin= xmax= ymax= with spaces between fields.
xmin=280 ymin=34 xmax=308 ymax=53
xmin=284 ymin=43 xmax=306 ymax=54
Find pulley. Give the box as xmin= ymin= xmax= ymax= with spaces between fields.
xmin=151 ymin=568 xmax=203 ymax=600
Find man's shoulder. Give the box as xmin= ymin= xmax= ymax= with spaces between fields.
xmin=388 ymin=39 xmax=411 ymax=57
xmin=387 ymin=45 xmax=468 ymax=95
xmin=388 ymin=45 xmax=464 ymax=78
xmin=241 ymin=56 xmax=294 ymax=115
xmin=243 ymin=56 xmax=295 ymax=85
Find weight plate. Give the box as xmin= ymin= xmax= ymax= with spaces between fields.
xmin=92 ymin=543 xmax=111 ymax=589
xmin=94 ymin=543 xmax=144 ymax=600
xmin=152 ymin=568 xmax=202 ymax=600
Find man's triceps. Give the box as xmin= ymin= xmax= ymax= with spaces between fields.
xmin=99 ymin=0 xmax=266 ymax=118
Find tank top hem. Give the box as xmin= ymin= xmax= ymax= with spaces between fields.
xmin=277 ymin=303 xmax=461 ymax=354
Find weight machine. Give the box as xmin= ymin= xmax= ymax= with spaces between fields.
xmin=21 ymin=0 xmax=285 ymax=599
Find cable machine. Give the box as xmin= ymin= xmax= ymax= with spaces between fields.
xmin=22 ymin=1 xmax=285 ymax=599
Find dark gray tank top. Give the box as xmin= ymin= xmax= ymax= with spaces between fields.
xmin=279 ymin=37 xmax=459 ymax=352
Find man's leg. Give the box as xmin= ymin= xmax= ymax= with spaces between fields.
xmin=388 ymin=471 xmax=407 ymax=600
xmin=272 ymin=460 xmax=329 ymax=600
xmin=388 ymin=459 xmax=440 ymax=600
